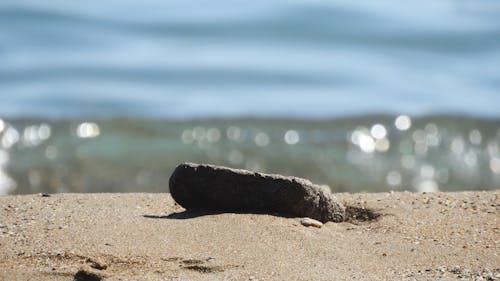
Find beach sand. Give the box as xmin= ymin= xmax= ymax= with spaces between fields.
xmin=0 ymin=191 xmax=498 ymax=280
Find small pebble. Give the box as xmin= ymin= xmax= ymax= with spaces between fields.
xmin=450 ymin=265 xmax=461 ymax=274
xmin=40 ymin=193 xmax=50 ymax=197
xmin=300 ymin=217 xmax=323 ymax=228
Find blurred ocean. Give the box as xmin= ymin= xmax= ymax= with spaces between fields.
xmin=0 ymin=0 xmax=499 ymax=194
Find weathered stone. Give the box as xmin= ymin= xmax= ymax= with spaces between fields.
xmin=300 ymin=217 xmax=323 ymax=228
xmin=169 ymin=163 xmax=345 ymax=222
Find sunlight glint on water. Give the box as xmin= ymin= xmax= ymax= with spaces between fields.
xmin=0 ymin=116 xmax=499 ymax=195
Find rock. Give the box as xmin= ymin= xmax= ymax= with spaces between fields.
xmin=300 ymin=217 xmax=323 ymax=228
xmin=169 ymin=163 xmax=345 ymax=222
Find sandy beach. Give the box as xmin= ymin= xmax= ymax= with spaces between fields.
xmin=0 ymin=191 xmax=498 ymax=280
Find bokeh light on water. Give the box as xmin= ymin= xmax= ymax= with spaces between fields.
xmin=0 ymin=116 xmax=499 ymax=195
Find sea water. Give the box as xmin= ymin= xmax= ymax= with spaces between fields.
xmin=1 ymin=0 xmax=499 ymax=194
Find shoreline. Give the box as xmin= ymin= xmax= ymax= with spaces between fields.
xmin=1 ymin=191 xmax=498 ymax=280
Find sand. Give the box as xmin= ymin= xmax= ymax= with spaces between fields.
xmin=0 ymin=191 xmax=498 ymax=280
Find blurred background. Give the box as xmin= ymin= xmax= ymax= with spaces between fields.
xmin=1 ymin=0 xmax=499 ymax=195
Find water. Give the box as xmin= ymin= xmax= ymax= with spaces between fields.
xmin=1 ymin=116 xmax=499 ymax=195
xmin=1 ymin=0 xmax=500 ymax=194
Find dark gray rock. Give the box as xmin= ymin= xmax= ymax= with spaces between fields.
xmin=169 ymin=163 xmax=345 ymax=222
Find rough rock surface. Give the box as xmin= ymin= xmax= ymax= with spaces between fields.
xmin=169 ymin=163 xmax=345 ymax=222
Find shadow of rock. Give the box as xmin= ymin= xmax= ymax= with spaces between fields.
xmin=143 ymin=209 xmax=296 ymax=220
xmin=344 ymin=206 xmax=381 ymax=223
xmin=74 ymin=269 xmax=102 ymax=281
xmin=143 ymin=209 xmax=224 ymax=220
xmin=144 ymin=206 xmax=381 ymax=223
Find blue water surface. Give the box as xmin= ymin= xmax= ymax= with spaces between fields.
xmin=1 ymin=0 xmax=500 ymax=118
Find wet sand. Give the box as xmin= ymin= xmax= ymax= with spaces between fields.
xmin=0 ymin=191 xmax=498 ymax=280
